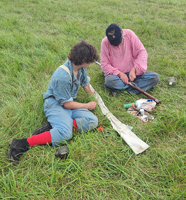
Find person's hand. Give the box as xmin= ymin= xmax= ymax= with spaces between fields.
xmin=129 ymin=67 xmax=136 ymax=82
xmin=118 ymin=72 xmax=129 ymax=84
xmin=86 ymin=102 xmax=97 ymax=110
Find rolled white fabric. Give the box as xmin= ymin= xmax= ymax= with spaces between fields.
xmin=89 ymin=84 xmax=149 ymax=154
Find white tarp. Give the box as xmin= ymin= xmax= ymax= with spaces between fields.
xmin=90 ymin=84 xmax=150 ymax=154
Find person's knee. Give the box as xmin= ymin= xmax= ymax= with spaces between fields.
xmin=64 ymin=131 xmax=73 ymax=141
xmin=57 ymin=127 xmax=73 ymax=141
xmin=89 ymin=115 xmax=98 ymax=129
xmin=105 ymin=75 xmax=127 ymax=90
xmin=105 ymin=75 xmax=116 ymax=88
xmin=152 ymin=73 xmax=159 ymax=85
xmin=77 ymin=115 xmax=98 ymax=132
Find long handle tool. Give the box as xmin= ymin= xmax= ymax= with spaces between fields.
xmin=128 ymin=82 xmax=161 ymax=104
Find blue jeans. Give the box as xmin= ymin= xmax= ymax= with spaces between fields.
xmin=105 ymin=71 xmax=159 ymax=94
xmin=44 ymin=97 xmax=98 ymax=147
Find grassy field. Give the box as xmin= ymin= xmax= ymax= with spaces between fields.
xmin=0 ymin=0 xmax=186 ymax=199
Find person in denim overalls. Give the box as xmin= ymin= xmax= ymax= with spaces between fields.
xmin=8 ymin=40 xmax=99 ymax=163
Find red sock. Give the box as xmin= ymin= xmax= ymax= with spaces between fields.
xmin=27 ymin=131 xmax=52 ymax=147
xmin=73 ymin=120 xmax=78 ymax=132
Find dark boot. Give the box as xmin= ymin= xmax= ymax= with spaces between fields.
xmin=32 ymin=122 xmax=52 ymax=135
xmin=8 ymin=139 xmax=30 ymax=163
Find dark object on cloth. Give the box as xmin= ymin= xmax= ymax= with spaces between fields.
xmin=8 ymin=139 xmax=30 ymax=164
xmin=128 ymin=82 xmax=161 ymax=104
xmin=55 ymin=146 xmax=69 ymax=159
xmin=106 ymin=23 xmax=123 ymax=46
xmin=33 ymin=122 xmax=52 ymax=135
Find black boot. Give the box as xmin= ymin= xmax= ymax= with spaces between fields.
xmin=32 ymin=122 xmax=52 ymax=135
xmin=8 ymin=139 xmax=30 ymax=163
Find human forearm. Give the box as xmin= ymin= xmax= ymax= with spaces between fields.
xmin=118 ymin=72 xmax=129 ymax=84
xmin=63 ymin=101 xmax=97 ymax=110
xmin=101 ymin=60 xmax=120 ymax=76
xmin=63 ymin=101 xmax=88 ymax=110
xmin=129 ymin=67 xmax=136 ymax=81
xmin=83 ymin=83 xmax=94 ymax=95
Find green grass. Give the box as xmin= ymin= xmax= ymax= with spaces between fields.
xmin=0 ymin=0 xmax=186 ymax=199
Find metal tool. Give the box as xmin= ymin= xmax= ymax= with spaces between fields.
xmin=95 ymin=61 xmax=101 ymax=66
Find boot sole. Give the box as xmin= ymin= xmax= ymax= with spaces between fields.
xmin=8 ymin=140 xmax=21 ymax=165
xmin=8 ymin=140 xmax=16 ymax=163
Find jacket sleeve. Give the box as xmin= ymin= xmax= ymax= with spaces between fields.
xmin=129 ymin=30 xmax=148 ymax=75
xmin=100 ymin=38 xmax=121 ymax=76
xmin=52 ymin=78 xmax=73 ymax=106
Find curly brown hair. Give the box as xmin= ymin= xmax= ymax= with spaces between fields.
xmin=68 ymin=40 xmax=99 ymax=66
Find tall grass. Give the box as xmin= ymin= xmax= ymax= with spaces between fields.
xmin=0 ymin=0 xmax=186 ymax=199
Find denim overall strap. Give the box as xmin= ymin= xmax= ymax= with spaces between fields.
xmin=59 ymin=65 xmax=72 ymax=83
